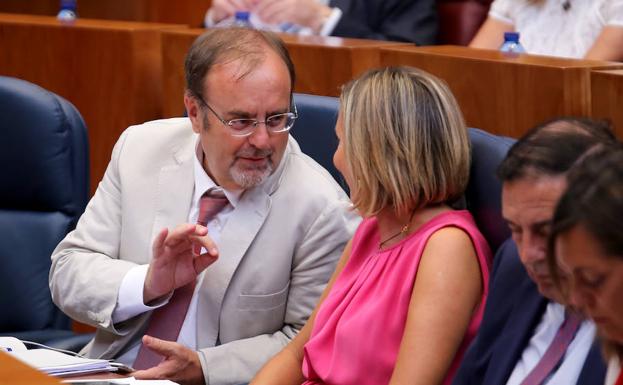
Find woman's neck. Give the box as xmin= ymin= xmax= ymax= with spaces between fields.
xmin=376 ymin=204 xmax=452 ymax=249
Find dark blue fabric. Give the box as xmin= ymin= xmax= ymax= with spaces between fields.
xmin=0 ymin=77 xmax=89 ymax=213
xmin=0 ymin=211 xmax=72 ymax=331
xmin=330 ymin=0 xmax=438 ymax=44
xmin=452 ymin=239 xmax=606 ymax=385
xmin=0 ymin=76 xmax=90 ymax=351
xmin=291 ymin=93 xmax=348 ymax=192
xmin=466 ymin=128 xmax=515 ymax=252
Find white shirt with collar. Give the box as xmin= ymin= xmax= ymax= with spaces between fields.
xmin=506 ymin=301 xmax=597 ymax=385
xmin=112 ymin=140 xmax=242 ymax=366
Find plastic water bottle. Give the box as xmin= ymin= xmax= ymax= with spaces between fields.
xmin=499 ymin=32 xmax=525 ymax=55
xmin=214 ymin=11 xmax=254 ymax=28
xmin=232 ymin=11 xmax=253 ymax=28
xmin=57 ymin=0 xmax=77 ymax=23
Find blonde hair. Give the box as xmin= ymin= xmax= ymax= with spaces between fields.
xmin=340 ymin=66 xmax=470 ymax=217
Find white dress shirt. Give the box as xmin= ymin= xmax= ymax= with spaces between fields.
xmin=605 ymin=356 xmax=621 ymax=385
xmin=113 ymin=141 xmax=241 ymax=366
xmin=506 ymin=302 xmax=597 ymax=385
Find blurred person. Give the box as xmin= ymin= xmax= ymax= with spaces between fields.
xmin=49 ymin=28 xmax=359 ymax=385
xmin=251 ymin=66 xmax=492 ymax=385
xmin=549 ymin=143 xmax=623 ymax=385
xmin=470 ymin=0 xmax=623 ymax=61
xmin=454 ymin=117 xmax=616 ymax=385
xmin=205 ymin=0 xmax=437 ymax=44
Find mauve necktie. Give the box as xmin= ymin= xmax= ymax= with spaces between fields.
xmin=520 ymin=311 xmax=583 ymax=385
xmin=133 ymin=188 xmax=229 ymax=370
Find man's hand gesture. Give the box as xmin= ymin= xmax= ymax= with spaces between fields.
xmin=143 ymin=224 xmax=218 ymax=304
xmin=133 ymin=336 xmax=204 ymax=385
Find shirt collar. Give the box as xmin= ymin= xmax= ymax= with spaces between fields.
xmin=193 ymin=139 xmax=242 ymax=207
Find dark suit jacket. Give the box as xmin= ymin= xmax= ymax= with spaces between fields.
xmin=330 ymin=0 xmax=437 ymax=44
xmin=452 ymin=239 xmax=606 ymax=385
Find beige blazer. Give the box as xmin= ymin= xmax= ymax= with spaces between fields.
xmin=50 ymin=118 xmax=359 ymax=385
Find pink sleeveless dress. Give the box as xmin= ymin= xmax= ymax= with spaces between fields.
xmin=302 ymin=210 xmax=491 ymax=385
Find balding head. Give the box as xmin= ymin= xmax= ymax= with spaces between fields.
xmin=184 ymin=28 xmax=296 ymax=101
xmin=497 ymin=117 xmax=616 ymax=182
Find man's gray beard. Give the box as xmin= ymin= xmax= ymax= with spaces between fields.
xmin=230 ymin=161 xmax=274 ymax=189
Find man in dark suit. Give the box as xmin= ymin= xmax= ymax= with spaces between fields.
xmin=205 ymin=0 xmax=437 ymax=44
xmin=453 ymin=117 xmax=616 ymax=385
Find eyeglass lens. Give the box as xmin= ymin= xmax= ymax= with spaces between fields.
xmin=229 ymin=113 xmax=295 ymax=135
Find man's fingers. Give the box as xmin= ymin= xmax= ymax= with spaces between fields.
xmin=163 ymin=224 xmax=209 ymax=248
xmin=194 ymin=224 xmax=209 ymax=235
xmin=131 ymin=337 xmax=176 ymax=380
xmin=152 ymin=228 xmax=169 ymax=256
xmin=194 ymin=253 xmax=219 ymax=273
xmin=142 ymin=335 xmax=179 ymax=356
xmin=232 ymin=0 xmax=253 ymax=9
xmin=192 ymin=242 xmax=203 ymax=257
xmin=173 ymin=223 xmax=206 ymax=237
xmin=132 ymin=338 xmax=202 ymax=383
xmin=255 ymin=1 xmax=286 ymax=23
xmin=133 ymin=366 xmax=165 ymax=380
xmin=167 ymin=240 xmax=193 ymax=257
xmin=191 ymin=233 xmax=219 ymax=257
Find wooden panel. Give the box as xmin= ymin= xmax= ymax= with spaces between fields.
xmin=0 ymin=351 xmax=61 ymax=385
xmin=162 ymin=29 xmax=199 ymax=117
xmin=380 ymin=45 xmax=623 ymax=138
xmin=0 ymin=0 xmax=212 ymax=27
xmin=0 ymin=13 xmax=186 ymax=193
xmin=162 ymin=28 xmax=408 ymax=117
xmin=281 ymin=34 xmax=409 ymax=96
xmin=591 ymin=69 xmax=623 ymax=138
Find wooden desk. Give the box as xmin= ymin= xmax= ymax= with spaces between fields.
xmin=0 ymin=351 xmax=61 ymax=385
xmin=380 ymin=45 xmax=623 ymax=138
xmin=162 ymin=28 xmax=408 ymax=117
xmin=591 ymin=69 xmax=623 ymax=137
xmin=0 ymin=13 xmax=185 ymax=193
xmin=0 ymin=0 xmax=212 ymax=27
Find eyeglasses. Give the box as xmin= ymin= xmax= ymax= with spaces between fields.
xmin=198 ymin=96 xmax=298 ymax=137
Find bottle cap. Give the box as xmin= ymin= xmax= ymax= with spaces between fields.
xmin=234 ymin=11 xmax=251 ymax=21
xmin=60 ymin=0 xmax=76 ymax=10
xmin=504 ymin=32 xmax=520 ymax=42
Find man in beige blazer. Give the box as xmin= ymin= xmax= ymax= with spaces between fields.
xmin=49 ymin=28 xmax=358 ymax=385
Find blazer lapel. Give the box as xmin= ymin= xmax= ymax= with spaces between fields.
xmin=151 ymin=135 xmax=196 ymax=255
xmin=486 ymin=279 xmax=548 ymax=384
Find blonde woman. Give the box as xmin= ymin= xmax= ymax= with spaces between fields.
xmin=470 ymin=0 xmax=623 ymax=61
xmin=251 ymin=67 xmax=492 ymax=385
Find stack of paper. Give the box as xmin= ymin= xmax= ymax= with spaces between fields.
xmin=10 ymin=348 xmax=115 ymax=376
xmin=64 ymin=378 xmax=179 ymax=384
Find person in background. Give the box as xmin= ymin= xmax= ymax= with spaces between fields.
xmin=205 ymin=0 xmax=437 ymax=44
xmin=453 ymin=118 xmax=615 ymax=385
xmin=49 ymin=28 xmax=359 ymax=385
xmin=549 ymin=143 xmax=623 ymax=385
xmin=470 ymin=0 xmax=623 ymax=61
xmin=251 ymin=66 xmax=492 ymax=385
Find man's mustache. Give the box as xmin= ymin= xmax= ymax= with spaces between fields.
xmin=236 ymin=147 xmax=273 ymax=158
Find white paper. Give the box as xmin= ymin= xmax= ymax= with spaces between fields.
xmin=10 ymin=348 xmax=114 ymax=376
xmin=0 ymin=336 xmax=28 ymax=352
xmin=63 ymin=378 xmax=178 ymax=384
